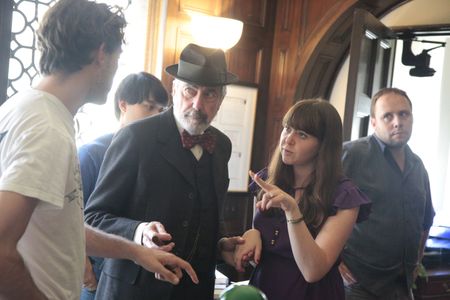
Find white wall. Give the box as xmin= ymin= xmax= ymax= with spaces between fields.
xmin=330 ymin=0 xmax=450 ymax=115
xmin=75 ymin=0 xmax=150 ymax=145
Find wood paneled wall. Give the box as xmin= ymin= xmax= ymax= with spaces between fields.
xmin=264 ymin=0 xmax=360 ymax=163
xmin=265 ymin=0 xmax=405 ymax=164
xmin=162 ymin=0 xmax=405 ymax=183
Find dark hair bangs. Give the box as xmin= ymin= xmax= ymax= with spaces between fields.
xmin=282 ymin=101 xmax=324 ymax=141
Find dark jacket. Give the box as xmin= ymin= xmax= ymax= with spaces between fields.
xmin=341 ymin=135 xmax=434 ymax=296
xmin=84 ymin=108 xmax=231 ymax=299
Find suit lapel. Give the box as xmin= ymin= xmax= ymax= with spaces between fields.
xmin=156 ymin=109 xmax=229 ymax=199
xmin=157 ymin=109 xmax=196 ymax=188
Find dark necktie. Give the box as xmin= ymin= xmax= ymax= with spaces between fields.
xmin=181 ymin=130 xmax=216 ymax=154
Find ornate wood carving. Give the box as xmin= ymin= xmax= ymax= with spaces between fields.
xmin=225 ymin=0 xmax=267 ymax=27
xmin=227 ymin=40 xmax=264 ymax=84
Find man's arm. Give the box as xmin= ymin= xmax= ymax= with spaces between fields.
xmin=85 ymin=225 xmax=198 ymax=285
xmin=413 ymin=229 xmax=429 ymax=282
xmin=418 ymin=229 xmax=429 ymax=264
xmin=0 ymin=191 xmax=47 ymax=300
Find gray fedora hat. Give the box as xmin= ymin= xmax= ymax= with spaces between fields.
xmin=165 ymin=43 xmax=238 ymax=86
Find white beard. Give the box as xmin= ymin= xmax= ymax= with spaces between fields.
xmin=173 ymin=107 xmax=210 ymax=135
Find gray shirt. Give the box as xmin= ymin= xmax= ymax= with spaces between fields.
xmin=341 ymin=135 xmax=434 ymax=296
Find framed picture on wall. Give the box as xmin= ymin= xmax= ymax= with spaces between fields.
xmin=211 ymin=85 xmax=258 ymax=192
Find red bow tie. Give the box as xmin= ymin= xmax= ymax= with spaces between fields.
xmin=181 ymin=130 xmax=216 ymax=154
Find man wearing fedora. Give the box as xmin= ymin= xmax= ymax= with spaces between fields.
xmin=85 ymin=43 xmax=244 ymax=299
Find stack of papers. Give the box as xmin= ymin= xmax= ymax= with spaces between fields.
xmin=214 ymin=269 xmax=230 ymax=299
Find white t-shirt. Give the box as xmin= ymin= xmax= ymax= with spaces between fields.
xmin=0 ymin=89 xmax=85 ymax=300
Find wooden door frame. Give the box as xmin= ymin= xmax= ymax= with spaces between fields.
xmin=343 ymin=8 xmax=397 ymax=141
xmin=293 ymin=0 xmax=406 ymax=102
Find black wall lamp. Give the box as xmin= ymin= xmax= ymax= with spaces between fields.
xmin=401 ymin=38 xmax=446 ymax=77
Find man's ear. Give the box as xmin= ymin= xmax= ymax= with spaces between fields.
xmin=93 ymin=43 xmax=108 ymax=66
xmin=171 ymin=83 xmax=177 ymax=97
xmin=119 ymin=99 xmax=127 ymax=113
xmin=370 ymin=117 xmax=376 ymax=128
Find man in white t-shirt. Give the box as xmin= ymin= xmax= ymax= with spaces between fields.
xmin=0 ymin=1 xmax=197 ymax=299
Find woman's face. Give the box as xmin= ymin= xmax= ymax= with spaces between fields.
xmin=279 ymin=126 xmax=320 ymax=168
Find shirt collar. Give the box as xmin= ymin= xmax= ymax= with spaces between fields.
xmin=371 ymin=134 xmax=387 ymax=153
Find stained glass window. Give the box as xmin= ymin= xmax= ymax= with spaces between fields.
xmin=7 ymin=0 xmax=148 ymax=145
xmin=8 ymin=0 xmax=57 ymax=99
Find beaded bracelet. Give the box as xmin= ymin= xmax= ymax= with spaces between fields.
xmin=286 ymin=216 xmax=304 ymax=224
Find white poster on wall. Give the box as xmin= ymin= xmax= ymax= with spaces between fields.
xmin=212 ymin=84 xmax=258 ymax=192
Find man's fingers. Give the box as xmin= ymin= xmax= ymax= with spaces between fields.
xmin=176 ymin=259 xmax=199 ymax=284
xmin=161 ymin=255 xmax=199 ymax=284
xmin=158 ymin=242 xmax=175 ymax=252
xmin=225 ymin=236 xmax=245 ymax=250
xmin=154 ymin=232 xmax=172 ymax=240
xmin=154 ymin=262 xmax=186 ymax=285
xmin=342 ymin=273 xmax=356 ymax=285
xmin=151 ymin=234 xmax=173 ymax=246
xmin=154 ymin=222 xmax=167 ymax=233
xmin=155 ymin=269 xmax=179 ymax=285
xmin=147 ymin=222 xmax=169 ymax=236
xmin=234 ymin=236 xmax=245 ymax=245
xmin=339 ymin=262 xmax=357 ymax=284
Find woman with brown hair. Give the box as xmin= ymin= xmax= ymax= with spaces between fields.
xmin=234 ymin=99 xmax=370 ymax=300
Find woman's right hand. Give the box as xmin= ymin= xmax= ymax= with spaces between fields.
xmin=249 ymin=171 xmax=299 ymax=215
xmin=234 ymin=229 xmax=262 ymax=272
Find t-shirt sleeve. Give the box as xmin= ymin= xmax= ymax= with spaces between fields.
xmin=332 ymin=178 xmax=372 ymax=223
xmin=0 ymin=125 xmax=72 ymax=207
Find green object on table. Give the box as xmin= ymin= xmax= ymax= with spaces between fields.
xmin=220 ymin=285 xmax=268 ymax=300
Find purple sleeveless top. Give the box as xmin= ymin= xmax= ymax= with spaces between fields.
xmin=249 ymin=177 xmax=371 ymax=300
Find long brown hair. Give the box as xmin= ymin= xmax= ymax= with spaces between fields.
xmin=261 ymin=99 xmax=343 ymax=229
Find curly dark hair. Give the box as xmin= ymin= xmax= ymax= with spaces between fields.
xmin=37 ymin=0 xmax=126 ymax=75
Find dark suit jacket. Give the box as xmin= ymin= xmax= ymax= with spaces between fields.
xmin=84 ymin=108 xmax=231 ymax=299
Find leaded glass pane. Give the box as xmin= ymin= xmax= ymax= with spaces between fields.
xmin=8 ymin=0 xmax=57 ymax=99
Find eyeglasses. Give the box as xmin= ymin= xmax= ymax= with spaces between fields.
xmin=179 ymin=84 xmax=221 ymax=103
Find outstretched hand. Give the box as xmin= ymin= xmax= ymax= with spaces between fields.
xmin=135 ymin=247 xmax=198 ymax=285
xmin=142 ymin=221 xmax=175 ymax=252
xmin=249 ymin=170 xmax=298 ymax=213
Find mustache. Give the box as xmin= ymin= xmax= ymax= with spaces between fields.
xmin=184 ymin=109 xmax=208 ymax=123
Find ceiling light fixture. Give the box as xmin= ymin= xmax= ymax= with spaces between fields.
xmin=190 ymin=14 xmax=243 ymax=51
